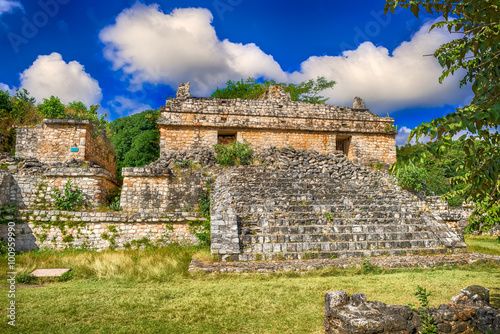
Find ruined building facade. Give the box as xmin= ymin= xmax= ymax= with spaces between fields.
xmin=159 ymin=82 xmax=397 ymax=165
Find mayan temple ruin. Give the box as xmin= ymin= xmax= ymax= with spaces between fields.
xmin=0 ymin=83 xmax=467 ymax=261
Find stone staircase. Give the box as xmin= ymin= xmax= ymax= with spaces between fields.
xmin=210 ymin=149 xmax=467 ymax=261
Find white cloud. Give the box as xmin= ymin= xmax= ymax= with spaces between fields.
xmin=99 ymin=4 xmax=287 ymax=96
xmin=395 ymin=126 xmax=431 ymax=146
xmin=20 ymin=52 xmax=103 ymax=106
xmin=0 ymin=82 xmax=16 ymax=95
xmin=0 ymin=0 xmax=22 ymax=16
xmin=108 ymin=96 xmax=152 ymax=117
xmin=288 ymin=19 xmax=469 ymax=114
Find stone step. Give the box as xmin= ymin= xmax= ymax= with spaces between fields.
xmin=241 ymin=231 xmax=436 ymax=244
xmin=241 ymin=216 xmax=421 ymax=227
xmin=255 ymin=223 xmax=428 ymax=234
xmin=237 ymin=247 xmax=460 ymax=261
xmin=243 ymin=239 xmax=443 ymax=254
xmin=238 ymin=204 xmax=417 ymax=215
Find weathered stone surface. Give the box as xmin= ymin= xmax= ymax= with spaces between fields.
xmin=210 ymin=147 xmax=467 ymax=261
xmin=189 ymin=253 xmax=500 ymax=273
xmin=159 ymin=83 xmax=397 ymax=165
xmin=324 ymin=286 xmax=500 ymax=334
xmin=353 ymin=96 xmax=366 ymax=109
xmin=15 ymin=119 xmax=117 ymax=174
xmin=0 ymin=155 xmax=120 ymax=209
xmin=0 ymin=210 xmax=202 ymax=251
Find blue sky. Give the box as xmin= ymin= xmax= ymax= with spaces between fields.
xmin=0 ymin=0 xmax=471 ymax=144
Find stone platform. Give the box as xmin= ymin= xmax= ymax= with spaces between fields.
xmin=188 ymin=252 xmax=500 ymax=274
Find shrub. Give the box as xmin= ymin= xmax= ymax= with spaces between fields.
xmin=397 ymin=165 xmax=430 ymax=194
xmin=39 ymin=96 xmax=65 ymax=119
xmin=16 ymin=272 xmax=37 ymax=284
xmin=52 ymin=179 xmax=86 ymax=211
xmin=214 ymin=140 xmax=253 ymax=167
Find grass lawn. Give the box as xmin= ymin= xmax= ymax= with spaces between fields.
xmin=0 ymin=235 xmax=498 ymax=333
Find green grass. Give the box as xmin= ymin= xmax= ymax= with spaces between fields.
xmin=465 ymin=234 xmax=500 ymax=256
xmin=0 ymin=237 xmax=498 ymax=333
xmin=0 ymin=263 xmax=498 ymax=333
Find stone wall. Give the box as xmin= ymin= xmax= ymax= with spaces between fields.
xmin=324 ymin=286 xmax=499 ymax=334
xmin=120 ymin=166 xmax=208 ymax=213
xmin=4 ymin=165 xmax=119 ymax=209
xmin=158 ymin=85 xmax=397 ymax=165
xmin=15 ymin=127 xmax=39 ymax=159
xmin=0 ymin=170 xmax=11 ymax=206
xmin=0 ymin=210 xmax=203 ymax=252
xmin=15 ymin=120 xmax=117 ymax=174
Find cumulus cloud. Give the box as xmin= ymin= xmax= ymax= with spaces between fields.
xmin=0 ymin=0 xmax=22 ymax=16
xmin=0 ymin=82 xmax=16 ymax=95
xmin=108 ymin=96 xmax=152 ymax=117
xmin=289 ymin=19 xmax=470 ymax=114
xmin=99 ymin=4 xmax=287 ymax=95
xmin=20 ymin=52 xmax=103 ymax=106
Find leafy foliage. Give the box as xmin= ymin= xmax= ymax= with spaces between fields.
xmin=39 ymin=96 xmax=66 ymax=119
xmin=211 ymin=76 xmax=336 ymax=104
xmin=395 ymin=142 xmax=467 ymax=205
xmin=109 ymin=109 xmax=160 ymax=178
xmin=0 ymin=89 xmax=41 ymax=153
xmin=385 ymin=0 xmax=500 ymax=231
xmin=52 ymin=179 xmax=86 ymax=211
xmin=408 ymin=286 xmax=437 ymax=334
xmin=214 ymin=140 xmax=254 ymax=167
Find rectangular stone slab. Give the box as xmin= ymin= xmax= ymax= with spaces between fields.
xmin=31 ymin=268 xmax=71 ymax=277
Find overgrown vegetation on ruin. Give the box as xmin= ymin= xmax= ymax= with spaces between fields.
xmin=213 ymin=140 xmax=254 ymax=166
xmin=0 ymin=89 xmax=109 ymax=154
xmin=52 ymin=179 xmax=87 ymax=211
xmin=211 ymin=76 xmax=335 ymax=104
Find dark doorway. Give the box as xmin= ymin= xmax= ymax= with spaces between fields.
xmin=336 ymin=136 xmax=351 ymax=156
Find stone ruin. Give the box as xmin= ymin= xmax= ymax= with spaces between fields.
xmin=0 ymin=83 xmax=469 ymax=256
xmin=324 ymin=285 xmax=500 ymax=333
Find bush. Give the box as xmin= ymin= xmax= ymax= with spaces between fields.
xmin=16 ymin=272 xmax=37 ymax=284
xmin=52 ymin=179 xmax=86 ymax=211
xmin=397 ymin=166 xmax=430 ymax=194
xmin=39 ymin=96 xmax=65 ymax=119
xmin=214 ymin=140 xmax=253 ymax=167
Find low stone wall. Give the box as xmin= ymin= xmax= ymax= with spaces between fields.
xmin=0 ymin=210 xmax=204 ymax=251
xmin=3 ymin=163 xmax=120 ymax=209
xmin=324 ymin=285 xmax=499 ymax=334
xmin=120 ymin=166 xmax=209 ymax=213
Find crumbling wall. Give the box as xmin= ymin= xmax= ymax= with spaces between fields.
xmin=7 ymin=167 xmax=119 ymax=209
xmin=15 ymin=127 xmax=39 ymax=159
xmin=0 ymin=211 xmax=203 ymax=251
xmin=120 ymin=167 xmax=206 ymax=213
xmin=158 ymin=86 xmax=397 ymax=164
xmin=324 ymin=286 xmax=500 ymax=334
xmin=15 ymin=120 xmax=117 ymax=174
xmin=0 ymin=170 xmax=11 ymax=206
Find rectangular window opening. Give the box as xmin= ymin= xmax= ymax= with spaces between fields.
xmin=218 ymin=130 xmax=237 ymax=145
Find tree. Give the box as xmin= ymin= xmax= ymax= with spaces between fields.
xmin=211 ymin=76 xmax=336 ymax=104
xmin=109 ymin=109 xmax=160 ymax=178
xmin=39 ymin=96 xmax=65 ymax=119
xmin=385 ymin=0 xmax=500 ymax=232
